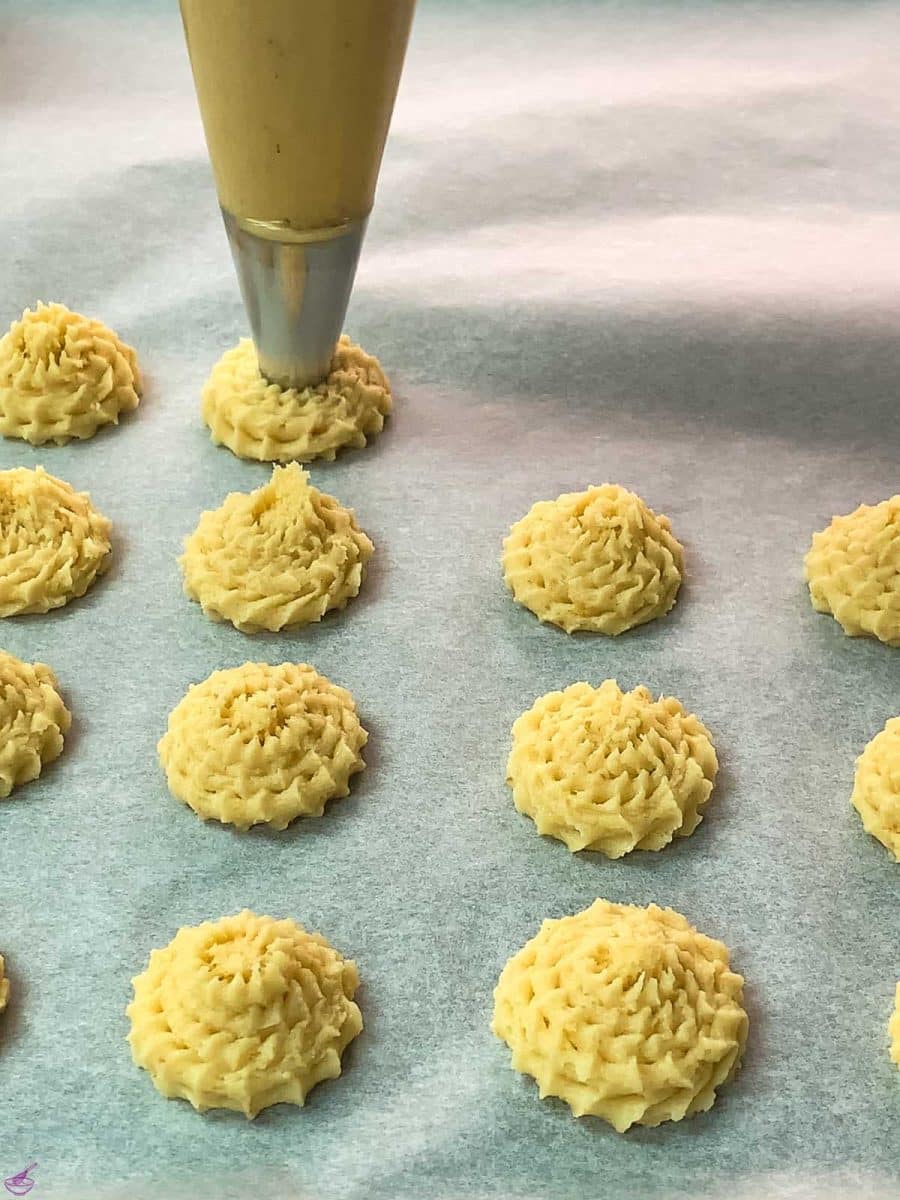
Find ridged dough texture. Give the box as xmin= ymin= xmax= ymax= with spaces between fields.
xmin=0 ymin=954 xmax=8 ymax=1014
xmin=202 ymin=335 xmax=391 ymax=463
xmin=0 ymin=301 xmax=141 ymax=444
xmin=507 ymin=680 xmax=717 ymax=858
xmin=180 ymin=463 xmax=373 ymax=633
xmin=851 ymin=717 xmax=900 ymax=860
xmin=127 ymin=910 xmax=362 ymax=1118
xmin=890 ymin=983 xmax=900 ymax=1067
xmin=0 ymin=650 xmax=71 ymax=798
xmin=0 ymin=466 xmax=112 ymax=617
xmin=492 ymin=900 xmax=748 ymax=1132
xmin=805 ymin=496 xmax=900 ymax=646
xmin=502 ymin=484 xmax=684 ymax=634
xmin=158 ymin=662 xmax=367 ymax=831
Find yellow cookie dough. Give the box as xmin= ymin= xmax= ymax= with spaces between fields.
xmin=507 ymin=680 xmax=717 ymax=858
xmin=502 ymin=484 xmax=684 ymax=635
xmin=0 ymin=301 xmax=141 ymax=444
xmin=180 ymin=463 xmax=373 ymax=633
xmin=202 ymin=335 xmax=391 ymax=463
xmin=890 ymin=984 xmax=900 ymax=1066
xmin=158 ymin=662 xmax=367 ymax=831
xmin=805 ymin=496 xmax=900 ymax=646
xmin=492 ymin=900 xmax=748 ymax=1132
xmin=0 ymin=954 xmax=8 ymax=1014
xmin=127 ymin=910 xmax=362 ymax=1118
xmin=0 ymin=466 xmax=112 ymax=617
xmin=851 ymin=716 xmax=900 ymax=860
xmin=0 ymin=651 xmax=70 ymax=798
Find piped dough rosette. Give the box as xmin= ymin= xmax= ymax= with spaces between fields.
xmin=492 ymin=900 xmax=748 ymax=1132
xmin=0 ymin=650 xmax=70 ymax=798
xmin=158 ymin=662 xmax=367 ymax=831
xmin=502 ymin=484 xmax=684 ymax=634
xmin=851 ymin=716 xmax=900 ymax=860
xmin=507 ymin=680 xmax=717 ymax=858
xmin=0 ymin=466 xmax=111 ymax=616
xmin=0 ymin=301 xmax=140 ymax=444
xmin=127 ymin=910 xmax=363 ymax=1118
xmin=805 ymin=495 xmax=900 ymax=646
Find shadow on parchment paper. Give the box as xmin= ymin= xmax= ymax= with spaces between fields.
xmin=349 ymin=300 xmax=900 ymax=458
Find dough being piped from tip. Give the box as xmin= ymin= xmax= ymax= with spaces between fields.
xmin=202 ymin=335 xmax=391 ymax=463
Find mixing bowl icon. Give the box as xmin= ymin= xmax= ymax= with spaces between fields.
xmin=3 ymin=1163 xmax=37 ymax=1196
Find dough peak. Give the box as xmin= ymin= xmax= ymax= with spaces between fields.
xmin=179 ymin=462 xmax=373 ymax=633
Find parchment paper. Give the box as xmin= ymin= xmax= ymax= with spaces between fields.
xmin=1 ymin=2 xmax=899 ymax=1197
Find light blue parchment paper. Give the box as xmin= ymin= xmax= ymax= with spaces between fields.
xmin=1 ymin=2 xmax=899 ymax=1197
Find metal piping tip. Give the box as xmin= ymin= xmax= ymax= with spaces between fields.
xmin=221 ymin=210 xmax=367 ymax=391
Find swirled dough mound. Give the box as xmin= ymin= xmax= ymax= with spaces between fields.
xmin=0 ymin=954 xmax=8 ymax=1014
xmin=805 ymin=496 xmax=900 ymax=646
xmin=0 ymin=651 xmax=70 ymax=798
xmin=127 ymin=910 xmax=362 ymax=1117
xmin=502 ymin=484 xmax=684 ymax=635
xmin=180 ymin=463 xmax=373 ymax=633
xmin=158 ymin=662 xmax=367 ymax=831
xmin=890 ymin=984 xmax=900 ymax=1066
xmin=492 ymin=900 xmax=748 ymax=1132
xmin=507 ymin=680 xmax=717 ymax=858
xmin=0 ymin=466 xmax=112 ymax=617
xmin=0 ymin=301 xmax=141 ymax=444
xmin=202 ymin=335 xmax=391 ymax=463
xmin=851 ymin=717 xmax=900 ymax=860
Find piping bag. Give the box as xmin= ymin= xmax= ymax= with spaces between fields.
xmin=180 ymin=0 xmax=416 ymax=389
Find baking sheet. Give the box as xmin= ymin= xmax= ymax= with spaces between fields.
xmin=1 ymin=1 xmax=900 ymax=1197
